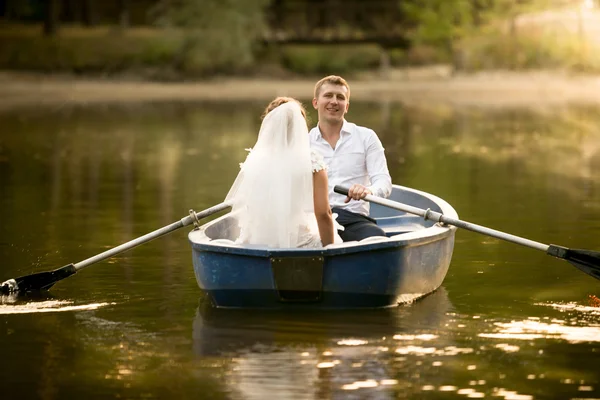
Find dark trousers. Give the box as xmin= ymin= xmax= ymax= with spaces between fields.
xmin=332 ymin=207 xmax=386 ymax=242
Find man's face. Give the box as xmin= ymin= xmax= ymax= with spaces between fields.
xmin=312 ymin=83 xmax=349 ymax=124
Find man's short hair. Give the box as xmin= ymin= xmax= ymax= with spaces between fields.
xmin=313 ymin=75 xmax=350 ymax=100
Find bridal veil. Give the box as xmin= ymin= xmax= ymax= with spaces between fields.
xmin=224 ymin=101 xmax=314 ymax=248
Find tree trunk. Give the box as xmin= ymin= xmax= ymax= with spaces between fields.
xmin=118 ymin=0 xmax=130 ymax=29
xmin=81 ymin=0 xmax=96 ymax=26
xmin=471 ymin=0 xmax=482 ymax=27
xmin=379 ymin=47 xmax=391 ymax=79
xmin=61 ymin=0 xmax=77 ymax=22
xmin=43 ymin=0 xmax=61 ymax=36
xmin=508 ymin=16 xmax=516 ymax=69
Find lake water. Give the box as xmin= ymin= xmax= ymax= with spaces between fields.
xmin=0 ymin=100 xmax=599 ymax=399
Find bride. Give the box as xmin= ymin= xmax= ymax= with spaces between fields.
xmin=225 ymin=97 xmax=343 ymax=248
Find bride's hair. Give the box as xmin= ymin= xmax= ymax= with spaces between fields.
xmin=261 ymin=96 xmax=308 ymax=121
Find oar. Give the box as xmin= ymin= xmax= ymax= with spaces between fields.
xmin=0 ymin=203 xmax=230 ymax=294
xmin=334 ymin=186 xmax=600 ymax=281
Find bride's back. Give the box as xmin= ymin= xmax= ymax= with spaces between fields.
xmin=225 ymin=101 xmax=315 ymax=248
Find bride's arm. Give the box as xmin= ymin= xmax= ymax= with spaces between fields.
xmin=313 ymin=169 xmax=334 ymax=246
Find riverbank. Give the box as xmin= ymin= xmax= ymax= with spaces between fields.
xmin=2 ymin=69 xmax=600 ymax=111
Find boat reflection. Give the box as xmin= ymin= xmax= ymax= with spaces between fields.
xmin=193 ymin=287 xmax=453 ymax=354
xmin=192 ymin=288 xmax=454 ymax=399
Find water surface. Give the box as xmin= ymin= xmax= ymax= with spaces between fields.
xmin=1 ymin=100 xmax=599 ymax=399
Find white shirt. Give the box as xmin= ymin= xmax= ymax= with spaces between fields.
xmin=309 ymin=120 xmax=392 ymax=216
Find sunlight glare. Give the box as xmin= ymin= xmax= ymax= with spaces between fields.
xmin=337 ymin=339 xmax=368 ymax=346
xmin=479 ymin=320 xmax=600 ymax=343
xmin=0 ymin=300 xmax=114 ymax=314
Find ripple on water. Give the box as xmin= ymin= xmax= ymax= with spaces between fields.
xmin=0 ymin=299 xmax=114 ymax=314
xmin=478 ymin=302 xmax=600 ymax=343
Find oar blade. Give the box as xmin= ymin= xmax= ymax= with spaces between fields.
xmin=547 ymin=245 xmax=600 ymax=281
xmin=0 ymin=264 xmax=77 ymax=294
xmin=566 ymin=249 xmax=600 ymax=280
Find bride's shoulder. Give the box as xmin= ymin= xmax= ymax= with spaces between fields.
xmin=311 ymin=149 xmax=327 ymax=173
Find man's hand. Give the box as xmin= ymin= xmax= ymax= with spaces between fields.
xmin=344 ymin=184 xmax=372 ymax=203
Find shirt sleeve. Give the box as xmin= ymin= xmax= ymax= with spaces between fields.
xmin=365 ymin=131 xmax=392 ymax=198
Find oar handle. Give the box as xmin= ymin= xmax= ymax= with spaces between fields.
xmin=334 ymin=186 xmax=349 ymax=196
xmin=334 ymin=185 xmax=434 ymax=220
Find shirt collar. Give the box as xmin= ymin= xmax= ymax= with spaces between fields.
xmin=315 ymin=119 xmax=351 ymax=139
xmin=341 ymin=119 xmax=352 ymax=136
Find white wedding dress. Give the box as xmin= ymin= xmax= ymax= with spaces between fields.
xmin=224 ymin=101 xmax=343 ymax=248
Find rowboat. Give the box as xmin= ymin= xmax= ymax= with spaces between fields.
xmin=188 ymin=184 xmax=458 ymax=309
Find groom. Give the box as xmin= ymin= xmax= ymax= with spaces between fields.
xmin=309 ymin=75 xmax=392 ymax=242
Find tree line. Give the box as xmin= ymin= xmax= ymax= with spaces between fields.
xmin=0 ymin=0 xmax=570 ymax=76
xmin=0 ymin=0 xmax=555 ymax=41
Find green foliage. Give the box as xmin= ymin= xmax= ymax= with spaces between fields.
xmin=0 ymin=24 xmax=384 ymax=77
xmin=2 ymin=0 xmax=35 ymax=19
xmin=459 ymin=26 xmax=600 ymax=72
xmin=150 ymin=0 xmax=270 ymax=76
xmin=0 ymin=25 xmax=183 ymax=74
xmin=402 ymin=0 xmax=475 ymax=48
xmin=401 ymin=0 xmax=554 ymax=50
xmin=280 ymin=45 xmax=381 ymax=75
xmin=2 ymin=0 xmax=597 ymax=77
xmin=389 ymin=45 xmax=452 ymax=66
xmin=400 ymin=0 xmax=600 ymax=72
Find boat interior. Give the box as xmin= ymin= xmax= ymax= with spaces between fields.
xmin=197 ymin=187 xmax=446 ymax=249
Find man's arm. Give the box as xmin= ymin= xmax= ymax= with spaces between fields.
xmin=345 ymin=130 xmax=392 ymax=202
xmin=365 ymin=131 xmax=392 ymax=198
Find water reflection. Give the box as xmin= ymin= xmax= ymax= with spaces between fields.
xmin=0 ymin=298 xmax=113 ymax=314
xmin=441 ymin=301 xmax=600 ymax=400
xmin=0 ymin=291 xmax=116 ymax=314
xmin=191 ymin=287 xmax=600 ymax=399
xmin=478 ymin=301 xmax=600 ymax=343
xmin=193 ymin=288 xmax=453 ymax=399
xmin=479 ymin=319 xmax=600 ymax=342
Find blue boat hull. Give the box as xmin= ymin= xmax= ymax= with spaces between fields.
xmin=189 ymin=185 xmax=457 ymax=309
